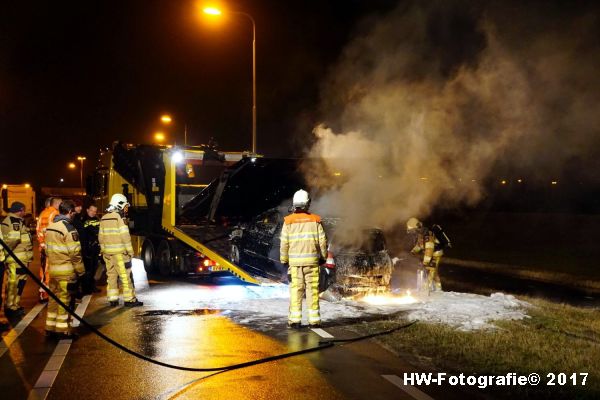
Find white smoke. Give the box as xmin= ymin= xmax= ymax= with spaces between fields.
xmin=305 ymin=1 xmax=600 ymax=244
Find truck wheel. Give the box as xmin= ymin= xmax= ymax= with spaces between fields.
xmin=141 ymin=239 xmax=156 ymax=273
xmin=157 ymin=240 xmax=173 ymax=277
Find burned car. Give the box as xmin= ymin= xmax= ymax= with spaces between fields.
xmin=229 ymin=207 xmax=394 ymax=297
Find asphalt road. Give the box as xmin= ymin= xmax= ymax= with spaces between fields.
xmin=1 ymin=255 xmax=479 ymax=400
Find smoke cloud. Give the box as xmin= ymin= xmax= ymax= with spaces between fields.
xmin=305 ymin=0 xmax=600 ymax=244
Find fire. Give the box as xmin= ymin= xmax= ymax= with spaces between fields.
xmin=361 ymin=291 xmax=417 ymax=305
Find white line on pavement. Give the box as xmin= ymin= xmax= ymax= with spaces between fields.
xmin=0 ymin=303 xmax=47 ymax=358
xmin=311 ymin=328 xmax=334 ymax=338
xmin=382 ymin=374 xmax=435 ymax=400
xmin=28 ymin=295 xmax=92 ymax=400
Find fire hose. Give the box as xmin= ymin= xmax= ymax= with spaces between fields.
xmin=0 ymin=237 xmax=417 ymax=374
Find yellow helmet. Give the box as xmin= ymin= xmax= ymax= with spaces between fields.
xmin=406 ymin=217 xmax=422 ymax=233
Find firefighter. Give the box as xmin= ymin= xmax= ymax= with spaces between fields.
xmin=36 ymin=197 xmax=62 ymax=303
xmin=1 ymin=202 xmax=34 ymax=316
xmin=81 ymin=203 xmax=101 ymax=294
xmin=98 ymin=194 xmax=143 ymax=307
xmin=407 ymin=217 xmax=443 ymax=292
xmin=280 ymin=190 xmax=327 ymax=328
xmin=44 ymin=200 xmax=85 ymax=338
xmin=0 ymin=229 xmax=9 ymax=329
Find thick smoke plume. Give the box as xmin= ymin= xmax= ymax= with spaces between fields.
xmin=305 ymin=0 xmax=600 ymax=244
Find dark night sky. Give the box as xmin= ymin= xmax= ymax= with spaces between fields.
xmin=0 ymin=0 xmax=395 ymax=188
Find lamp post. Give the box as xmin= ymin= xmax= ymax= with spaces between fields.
xmin=203 ymin=7 xmax=257 ymax=154
xmin=77 ymin=156 xmax=86 ymax=194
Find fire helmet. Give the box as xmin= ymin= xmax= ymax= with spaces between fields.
xmin=109 ymin=193 xmax=130 ymax=211
xmin=292 ymin=189 xmax=310 ymax=210
xmin=406 ymin=217 xmax=422 ymax=233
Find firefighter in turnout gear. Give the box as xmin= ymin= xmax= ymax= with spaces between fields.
xmin=280 ymin=190 xmax=327 ymax=328
xmin=44 ymin=200 xmax=85 ymax=338
xmin=1 ymin=202 xmax=33 ymax=316
xmin=407 ymin=217 xmax=443 ymax=292
xmin=36 ymin=197 xmax=62 ymax=303
xmin=0 ymin=229 xmax=9 ymax=329
xmin=98 ymin=194 xmax=143 ymax=307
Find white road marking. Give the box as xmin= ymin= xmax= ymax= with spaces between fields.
xmin=0 ymin=303 xmax=46 ymax=358
xmin=28 ymin=295 xmax=92 ymax=400
xmin=311 ymin=328 xmax=334 ymax=338
xmin=382 ymin=374 xmax=435 ymax=400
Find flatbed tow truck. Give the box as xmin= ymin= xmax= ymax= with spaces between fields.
xmin=89 ymin=142 xmax=272 ymax=284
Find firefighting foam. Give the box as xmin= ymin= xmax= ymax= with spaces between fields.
xmin=306 ymin=0 xmax=600 ymax=245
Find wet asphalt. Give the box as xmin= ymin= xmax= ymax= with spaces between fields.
xmin=1 ymin=257 xmax=479 ymax=400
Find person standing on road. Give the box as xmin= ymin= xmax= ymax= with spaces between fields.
xmin=81 ymin=203 xmax=101 ymax=294
xmin=280 ymin=189 xmax=327 ymax=329
xmin=0 ymin=229 xmax=9 ymax=329
xmin=98 ymin=194 xmax=142 ymax=307
xmin=1 ymin=202 xmax=34 ymax=316
xmin=44 ymin=200 xmax=86 ymax=339
xmin=406 ymin=217 xmax=444 ymax=292
xmin=36 ymin=197 xmax=62 ymax=303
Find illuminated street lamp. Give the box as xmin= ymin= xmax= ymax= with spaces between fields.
xmin=77 ymin=156 xmax=86 ymax=193
xmin=203 ymin=6 xmax=257 ymax=153
xmin=154 ymin=132 xmax=166 ymax=143
xmin=68 ymin=162 xmax=76 ymax=169
xmin=160 ymin=114 xmax=172 ymax=124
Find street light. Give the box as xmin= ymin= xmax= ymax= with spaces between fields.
xmin=203 ymin=6 xmax=257 ymax=154
xmin=154 ymin=132 xmax=166 ymax=143
xmin=77 ymin=156 xmax=86 ymax=194
xmin=160 ymin=114 xmax=172 ymax=124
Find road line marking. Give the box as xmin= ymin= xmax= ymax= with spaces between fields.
xmin=0 ymin=303 xmax=46 ymax=358
xmin=311 ymin=328 xmax=334 ymax=338
xmin=28 ymin=295 xmax=92 ymax=400
xmin=382 ymin=374 xmax=435 ymax=400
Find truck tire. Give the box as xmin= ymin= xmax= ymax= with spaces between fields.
xmin=157 ymin=240 xmax=173 ymax=277
xmin=141 ymin=239 xmax=156 ymax=273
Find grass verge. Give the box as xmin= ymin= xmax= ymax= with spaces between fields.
xmin=353 ymin=297 xmax=600 ymax=399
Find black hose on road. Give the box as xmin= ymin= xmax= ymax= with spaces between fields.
xmin=0 ymin=238 xmax=417 ymax=373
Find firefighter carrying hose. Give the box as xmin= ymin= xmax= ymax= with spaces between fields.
xmin=407 ymin=217 xmax=445 ymax=292
xmin=44 ymin=200 xmax=85 ymax=339
xmin=1 ymin=202 xmax=33 ymax=316
xmin=280 ymin=190 xmax=327 ymax=329
xmin=98 ymin=194 xmax=143 ymax=307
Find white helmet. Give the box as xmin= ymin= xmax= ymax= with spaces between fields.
xmin=292 ymin=189 xmax=310 ymax=210
xmin=109 ymin=193 xmax=130 ymax=211
xmin=406 ymin=217 xmax=422 ymax=233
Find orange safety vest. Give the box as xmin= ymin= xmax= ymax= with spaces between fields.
xmin=37 ymin=206 xmax=59 ymax=246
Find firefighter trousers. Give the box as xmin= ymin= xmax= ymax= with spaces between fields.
xmin=45 ymin=275 xmax=78 ymax=333
xmin=0 ymin=263 xmax=8 ymax=324
xmin=5 ymin=261 xmax=27 ymax=310
xmin=104 ymin=254 xmax=135 ymax=302
xmin=425 ymin=256 xmax=442 ymax=292
xmin=289 ymin=265 xmax=320 ymax=325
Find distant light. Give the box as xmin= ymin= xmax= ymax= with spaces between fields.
xmin=203 ymin=7 xmax=222 ymax=15
xmin=501 ymin=180 xmax=507 ymax=185
xmin=154 ymin=132 xmax=166 ymax=142
xmin=1 ymin=184 xmax=7 ymax=189
xmin=250 ymin=157 xmax=257 ymax=163
xmin=24 ymin=183 xmax=30 ymax=188
xmin=60 ymin=178 xmax=64 ymax=183
xmin=420 ymin=177 xmax=428 ymax=181
xmin=172 ymin=151 xmax=184 ymax=163
xmin=77 ymin=156 xmax=86 ymax=161
xmin=551 ymin=181 xmax=558 ymax=185
xmin=333 ymin=172 xmax=342 ymax=177
xmin=160 ymin=115 xmax=172 ymax=124
xmin=68 ymin=162 xmax=76 ymax=169
xmin=517 ymin=179 xmax=523 ymax=183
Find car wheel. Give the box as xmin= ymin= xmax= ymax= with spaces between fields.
xmin=157 ymin=240 xmax=172 ymax=277
xmin=141 ymin=239 xmax=156 ymax=273
xmin=230 ymin=243 xmax=240 ymax=264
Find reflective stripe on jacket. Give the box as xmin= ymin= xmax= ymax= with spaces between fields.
xmin=46 ymin=219 xmax=85 ymax=277
xmin=411 ymin=229 xmax=443 ymax=266
xmin=280 ymin=212 xmax=327 ymax=267
xmin=0 ymin=213 xmax=33 ymax=263
xmin=99 ymin=212 xmax=134 ymax=256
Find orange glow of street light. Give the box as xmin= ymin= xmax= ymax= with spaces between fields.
xmin=160 ymin=115 xmax=172 ymax=124
xmin=68 ymin=162 xmax=76 ymax=169
xmin=203 ymin=7 xmax=222 ymax=15
xmin=154 ymin=132 xmax=166 ymax=142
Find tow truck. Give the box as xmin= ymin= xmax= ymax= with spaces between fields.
xmin=89 ymin=142 xmax=270 ymax=284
